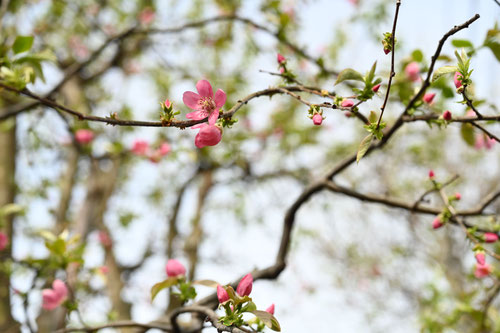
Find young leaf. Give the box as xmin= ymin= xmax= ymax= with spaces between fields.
xmin=192 ymin=279 xmax=219 ymax=288
xmin=483 ymin=28 xmax=500 ymax=62
xmin=251 ymin=310 xmax=281 ymax=331
xmin=431 ymin=66 xmax=458 ymax=82
xmin=335 ymin=68 xmax=364 ymax=85
xmin=150 ymin=277 xmax=177 ymax=301
xmin=12 ymin=36 xmax=34 ymax=54
xmin=452 ymin=39 xmax=473 ymax=49
xmin=460 ymin=123 xmax=475 ymax=146
xmin=356 ymin=134 xmax=374 ymax=163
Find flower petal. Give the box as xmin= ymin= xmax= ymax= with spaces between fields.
xmin=183 ymin=91 xmax=202 ymax=110
xmin=214 ymin=89 xmax=227 ymax=108
xmin=208 ymin=110 xmax=219 ymax=125
xmin=196 ymin=80 xmax=213 ymax=98
xmin=186 ymin=110 xmax=207 ymax=121
xmin=192 ymin=123 xmax=208 ymax=130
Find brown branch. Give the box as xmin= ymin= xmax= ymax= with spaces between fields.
xmin=57 ymin=321 xmax=172 ymax=332
xmin=480 ymin=280 xmax=500 ymax=332
xmin=470 ymin=122 xmax=500 ymax=143
xmin=412 ymin=174 xmax=459 ymax=210
xmin=170 ymin=305 xmax=247 ymax=333
xmin=376 ymin=0 xmax=401 ymax=129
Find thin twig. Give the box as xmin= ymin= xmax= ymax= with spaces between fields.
xmin=376 ymin=0 xmax=401 ymax=129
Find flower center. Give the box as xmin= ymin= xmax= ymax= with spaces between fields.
xmin=198 ymin=97 xmax=216 ymax=114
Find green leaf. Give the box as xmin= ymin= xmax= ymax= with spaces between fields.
xmin=12 ymin=36 xmax=34 ymax=54
xmin=460 ymin=123 xmax=475 ymax=146
xmin=368 ymin=111 xmax=377 ymax=124
xmin=251 ymin=310 xmax=281 ymax=331
xmin=150 ymin=277 xmax=178 ymax=301
xmin=0 ymin=203 xmax=24 ymax=217
xmin=356 ymin=134 xmax=373 ymax=164
xmin=192 ymin=279 xmax=218 ymax=288
xmin=334 ymin=68 xmax=364 ymax=85
xmin=242 ymin=301 xmax=257 ymax=312
xmin=452 ymin=39 xmax=473 ymax=48
xmin=483 ymin=28 xmax=500 ymax=62
xmin=365 ymin=61 xmax=377 ymax=83
xmin=431 ymin=66 xmax=458 ymax=82
xmin=411 ymin=49 xmax=424 ymax=62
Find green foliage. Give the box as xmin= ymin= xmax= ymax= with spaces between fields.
xmin=483 ymin=25 xmax=500 ymax=62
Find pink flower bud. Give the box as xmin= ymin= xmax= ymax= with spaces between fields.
xmin=131 ymin=140 xmax=149 ymax=156
xmin=217 ymin=285 xmax=229 ymax=303
xmin=454 ymin=192 xmax=461 ymax=200
xmin=0 ymin=232 xmax=8 ymax=251
xmin=75 ymin=129 xmax=94 ymax=144
xmin=372 ymin=84 xmax=381 ymax=92
xmin=443 ymin=110 xmax=452 ymax=121
xmin=484 ymin=233 xmax=499 ymax=243
xmin=312 ymin=114 xmax=323 ymax=126
xmin=475 ymin=252 xmax=485 ymax=265
xmin=428 ymin=170 xmax=435 ymax=179
xmin=98 ymin=231 xmax=112 ymax=248
xmin=484 ymin=137 xmax=495 ymax=150
xmin=341 ymin=99 xmax=354 ymax=108
xmin=432 ymin=217 xmax=443 ymax=229
xmin=98 ymin=266 xmax=109 ymax=275
xmin=279 ymin=67 xmax=285 ymax=74
xmin=139 ymin=7 xmax=155 ymax=25
xmin=266 ymin=303 xmax=275 ymax=315
xmin=166 ymin=259 xmax=186 ymax=277
xmin=405 ymin=62 xmax=420 ymax=82
xmin=236 ymin=273 xmax=253 ymax=297
xmin=158 ymin=142 xmax=171 ymax=156
xmin=42 ymin=279 xmax=68 ymax=310
xmin=423 ymin=93 xmax=435 ymax=104
xmin=194 ymin=124 xmax=222 ymax=148
xmin=384 ymin=48 xmax=390 ymax=55
xmin=277 ymin=53 xmax=286 ymax=64
xmin=474 ymin=263 xmax=492 ymax=278
xmin=454 ymin=72 xmax=462 ymax=89
xmin=164 ymin=99 xmax=172 ymax=108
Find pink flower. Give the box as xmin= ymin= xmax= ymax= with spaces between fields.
xmin=183 ymin=80 xmax=226 ymax=125
xmin=475 ymin=252 xmax=485 ymax=265
xmin=454 ymin=72 xmax=462 ymax=89
xmin=217 ymin=285 xmax=229 ymax=303
xmin=164 ymin=99 xmax=172 ymax=108
xmin=432 ymin=217 xmax=443 ymax=229
xmin=266 ymin=303 xmax=275 ymax=315
xmin=277 ymin=53 xmax=286 ymax=64
xmin=138 ymin=7 xmax=155 ymax=25
xmin=236 ymin=273 xmax=253 ymax=297
xmin=423 ymin=93 xmax=435 ymax=104
xmin=405 ymin=62 xmax=420 ymax=82
xmin=455 ymin=192 xmax=461 ymax=200
xmin=341 ymin=99 xmax=354 ymax=108
xmin=131 ymin=140 xmax=149 ymax=156
xmin=98 ymin=231 xmax=112 ymax=248
xmin=428 ymin=170 xmax=435 ymax=179
xmin=193 ymin=123 xmax=222 ymax=148
xmin=42 ymin=279 xmax=68 ymax=310
xmin=474 ymin=263 xmax=492 ymax=278
xmin=98 ymin=266 xmax=109 ymax=275
xmin=443 ymin=110 xmax=452 ymax=121
xmin=0 ymin=232 xmax=8 ymax=251
xmin=279 ymin=67 xmax=285 ymax=74
xmin=166 ymin=259 xmax=186 ymax=277
xmin=372 ymin=84 xmax=381 ymax=93
xmin=312 ymin=114 xmax=323 ymax=126
xmin=75 ymin=129 xmax=94 ymax=144
xmin=484 ymin=137 xmax=495 ymax=150
xmin=484 ymin=233 xmax=499 ymax=243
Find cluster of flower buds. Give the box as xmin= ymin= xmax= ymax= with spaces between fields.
xmin=131 ymin=140 xmax=171 ymax=163
xmin=382 ymin=32 xmax=395 ymax=55
xmin=472 ymin=233 xmax=498 ymax=278
xmin=277 ymin=53 xmax=287 ymax=74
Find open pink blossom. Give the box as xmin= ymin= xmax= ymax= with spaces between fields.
xmin=454 ymin=72 xmax=462 ymax=89
xmin=42 ymin=279 xmax=68 ymax=310
xmin=166 ymin=259 xmax=186 ymax=277
xmin=0 ymin=232 xmax=8 ymax=251
xmin=474 ymin=263 xmax=492 ymax=278
xmin=236 ymin=273 xmax=253 ymax=297
xmin=423 ymin=93 xmax=435 ymax=104
xmin=266 ymin=303 xmax=275 ymax=315
xmin=75 ymin=129 xmax=94 ymax=144
xmin=217 ymin=285 xmax=229 ymax=303
xmin=405 ymin=62 xmax=420 ymax=82
xmin=312 ymin=114 xmax=323 ymax=126
xmin=183 ymin=80 xmax=226 ymax=125
xmin=484 ymin=232 xmax=499 ymax=243
xmin=131 ymin=140 xmax=149 ymax=156
xmin=341 ymin=99 xmax=354 ymax=108
xmin=193 ymin=123 xmax=222 ymax=148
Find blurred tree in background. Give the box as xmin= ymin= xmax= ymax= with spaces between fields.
xmin=1 ymin=0 xmax=500 ymax=332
